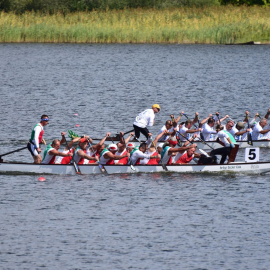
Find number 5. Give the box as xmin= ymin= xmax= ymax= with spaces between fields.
xmin=248 ymin=149 xmax=256 ymax=160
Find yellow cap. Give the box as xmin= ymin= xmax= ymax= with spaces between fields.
xmin=152 ymin=104 xmax=161 ymax=110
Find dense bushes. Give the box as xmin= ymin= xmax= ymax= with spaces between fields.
xmin=0 ymin=0 xmax=269 ymax=14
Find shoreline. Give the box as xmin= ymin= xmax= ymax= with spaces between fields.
xmin=0 ymin=6 xmax=269 ymax=44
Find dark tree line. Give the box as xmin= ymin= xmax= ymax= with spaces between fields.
xmin=0 ymin=0 xmax=269 ymax=13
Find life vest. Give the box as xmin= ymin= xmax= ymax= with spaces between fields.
xmin=175 ymin=151 xmax=194 ymax=164
xmin=41 ymin=144 xmax=56 ymax=164
xmin=99 ymin=148 xmax=114 ymax=165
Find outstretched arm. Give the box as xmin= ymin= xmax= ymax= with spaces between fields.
xmin=192 ymin=112 xmax=199 ymax=126
xmin=92 ymin=132 xmax=111 ymax=150
xmin=200 ymin=114 xmax=213 ymax=126
xmin=265 ymin=108 xmax=270 ymax=119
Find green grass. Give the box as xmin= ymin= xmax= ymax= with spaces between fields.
xmin=0 ymin=6 xmax=269 ymax=44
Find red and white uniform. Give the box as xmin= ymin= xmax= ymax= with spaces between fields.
xmin=55 ymin=149 xmax=74 ymax=164
xmin=73 ymin=147 xmax=87 ymax=165
xmin=114 ymin=149 xmax=128 ymax=165
xmin=130 ymin=149 xmax=152 ymax=165
xmin=160 ymin=146 xmax=173 ymax=165
xmin=99 ymin=149 xmax=115 ymax=165
xmin=175 ymin=151 xmax=194 ymax=164
xmin=140 ymin=149 xmax=158 ymax=165
xmin=84 ymin=148 xmax=99 ymax=164
xmin=41 ymin=146 xmax=56 ymax=164
xmin=28 ymin=123 xmax=44 ymax=156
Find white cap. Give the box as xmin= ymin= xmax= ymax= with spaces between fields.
xmin=108 ymin=144 xmax=118 ymax=151
xmin=127 ymin=142 xmax=135 ymax=148
xmin=157 ymin=143 xmax=164 ymax=148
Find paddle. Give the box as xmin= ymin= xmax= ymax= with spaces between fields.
xmin=64 ymin=136 xmax=81 ymax=174
xmin=88 ymin=140 xmax=107 ymax=173
xmin=215 ymin=113 xmax=221 ymax=125
xmin=150 ymin=137 xmax=168 ymax=171
xmin=119 ymin=129 xmax=135 ymax=136
xmin=120 ymin=133 xmax=136 ymax=171
xmin=246 ymin=113 xmax=253 ymax=146
xmin=183 ymin=113 xmax=198 ymax=128
xmin=0 ymin=146 xmax=27 ymax=160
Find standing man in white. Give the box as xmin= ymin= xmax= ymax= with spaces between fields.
xmin=133 ymin=104 xmax=161 ymax=140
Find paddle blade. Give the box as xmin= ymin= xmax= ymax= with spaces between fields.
xmin=72 ymin=161 xmax=81 ymax=174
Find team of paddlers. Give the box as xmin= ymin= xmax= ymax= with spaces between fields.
xmin=27 ymin=106 xmax=270 ymax=166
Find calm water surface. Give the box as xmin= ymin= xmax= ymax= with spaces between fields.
xmin=0 ymin=44 xmax=270 ymax=269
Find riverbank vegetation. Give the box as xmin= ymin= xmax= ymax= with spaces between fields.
xmin=0 ymin=5 xmax=269 ymax=44
xmin=0 ymin=0 xmax=269 ymax=13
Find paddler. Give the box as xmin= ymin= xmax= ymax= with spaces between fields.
xmin=178 ymin=114 xmax=202 ymax=142
xmin=41 ymin=133 xmax=73 ymax=164
xmin=27 ymin=114 xmax=49 ymax=164
xmin=55 ymin=135 xmax=85 ymax=164
xmin=84 ymin=132 xmax=111 ymax=164
xmin=209 ymin=124 xmax=236 ymax=164
xmin=129 ymin=142 xmax=160 ymax=165
xmin=114 ymin=132 xmax=134 ymax=165
xmin=73 ymin=138 xmax=99 ymax=164
xmin=140 ymin=130 xmax=168 ymax=165
xmin=157 ymin=120 xmax=175 ymax=142
xmin=133 ymin=104 xmax=161 ymax=140
xmin=174 ymin=147 xmax=201 ymax=164
xmin=99 ymin=144 xmax=130 ymax=165
xmin=160 ymin=136 xmax=197 ymax=165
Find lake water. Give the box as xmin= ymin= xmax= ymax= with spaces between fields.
xmin=0 ymin=44 xmax=270 ymax=269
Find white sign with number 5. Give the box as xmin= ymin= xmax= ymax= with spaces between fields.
xmin=245 ymin=148 xmax=260 ymax=162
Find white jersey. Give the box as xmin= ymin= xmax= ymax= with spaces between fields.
xmin=41 ymin=146 xmax=55 ymax=164
xmin=178 ymin=125 xmax=192 ymax=141
xmin=130 ymin=149 xmax=151 ymax=165
xmin=262 ymin=127 xmax=270 ymax=140
xmin=224 ymin=125 xmax=238 ymax=138
xmin=158 ymin=125 xmax=174 ymax=141
xmin=217 ymin=130 xmax=230 ymax=147
xmin=252 ymin=123 xmax=264 ymax=140
xmin=133 ymin=109 xmax=155 ymax=128
xmin=201 ymin=123 xmax=216 ymax=141
xmin=158 ymin=125 xmax=174 ymax=142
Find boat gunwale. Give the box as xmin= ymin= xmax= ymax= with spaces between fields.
xmin=1 ymin=161 xmax=270 ymax=166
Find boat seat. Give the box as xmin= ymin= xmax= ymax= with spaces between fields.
xmin=228 ymin=144 xmax=239 ymax=163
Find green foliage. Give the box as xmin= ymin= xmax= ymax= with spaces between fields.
xmin=1 ymin=6 xmax=269 ymax=44
xmin=0 ymin=0 xmax=221 ymax=13
xmin=219 ymin=0 xmax=270 ymax=5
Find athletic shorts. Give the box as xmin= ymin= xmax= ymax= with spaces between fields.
xmin=27 ymin=142 xmax=39 ymax=157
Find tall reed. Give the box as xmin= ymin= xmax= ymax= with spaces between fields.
xmin=0 ymin=6 xmax=269 ymax=44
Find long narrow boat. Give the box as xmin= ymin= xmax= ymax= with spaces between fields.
xmin=1 ymin=161 xmax=270 ymax=175
xmin=92 ymin=138 xmax=270 ymax=150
